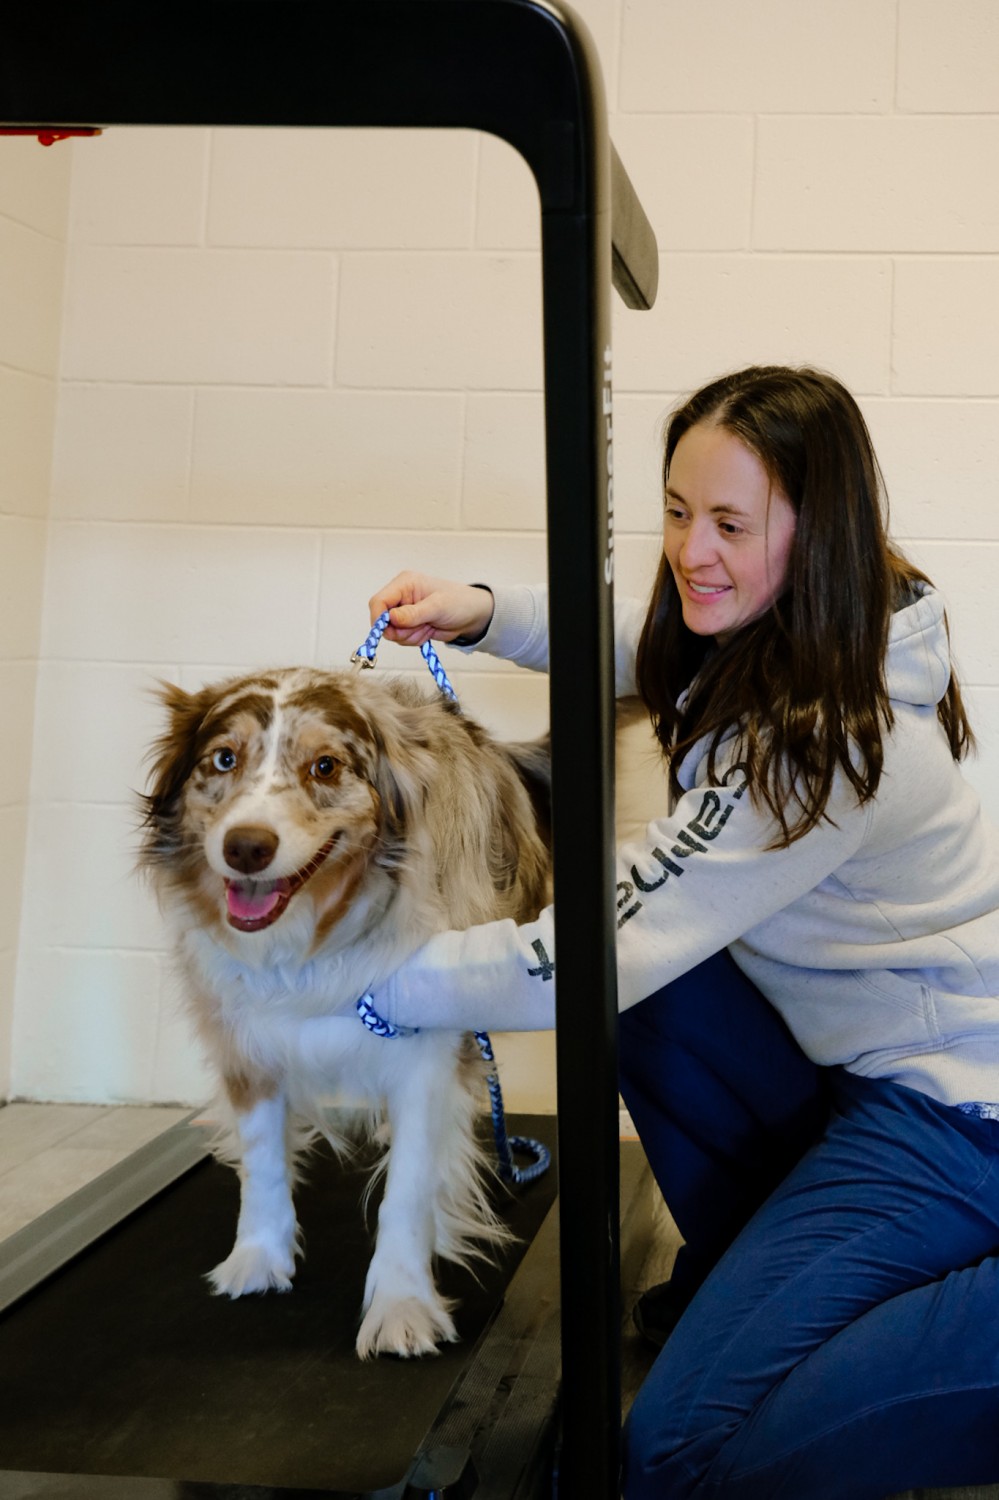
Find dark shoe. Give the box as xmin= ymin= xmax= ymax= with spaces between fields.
xmin=632 ymin=1280 xmax=687 ymax=1349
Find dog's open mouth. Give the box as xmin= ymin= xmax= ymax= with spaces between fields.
xmin=224 ymin=834 xmax=340 ymax=933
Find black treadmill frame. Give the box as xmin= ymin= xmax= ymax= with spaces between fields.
xmin=0 ymin=4 xmax=659 ymax=1494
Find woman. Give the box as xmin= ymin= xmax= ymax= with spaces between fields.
xmin=367 ymin=366 xmax=999 ymax=1498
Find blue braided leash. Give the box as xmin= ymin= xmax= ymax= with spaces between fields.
xmin=473 ymin=1030 xmax=551 ymax=1184
xmin=356 ymin=997 xmax=550 ymax=1185
xmin=351 ymin=610 xmax=458 ymax=703
xmin=350 ymin=617 xmax=550 ymax=1188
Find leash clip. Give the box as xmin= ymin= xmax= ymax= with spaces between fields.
xmin=350 ymin=611 xmax=391 ymax=671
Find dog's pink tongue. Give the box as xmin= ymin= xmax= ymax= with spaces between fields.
xmin=226 ymin=883 xmax=282 ymax=922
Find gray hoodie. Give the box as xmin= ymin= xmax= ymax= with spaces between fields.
xmin=377 ymin=583 xmax=999 ymax=1108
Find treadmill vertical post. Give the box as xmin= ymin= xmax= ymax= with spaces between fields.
xmin=540 ymin=133 xmax=622 ymax=1500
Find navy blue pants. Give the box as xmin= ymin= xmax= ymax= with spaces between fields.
xmin=618 ymin=952 xmax=999 ymax=1499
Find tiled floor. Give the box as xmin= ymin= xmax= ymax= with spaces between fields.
xmin=0 ymin=1100 xmax=193 ymax=1242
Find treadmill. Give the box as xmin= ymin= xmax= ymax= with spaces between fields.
xmin=0 ymin=4 xmax=660 ymax=1495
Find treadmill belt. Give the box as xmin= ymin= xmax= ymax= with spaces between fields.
xmin=0 ymin=1118 xmax=558 ymax=1493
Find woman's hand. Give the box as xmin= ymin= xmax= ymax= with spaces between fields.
xmin=368 ymin=572 xmax=494 ymax=647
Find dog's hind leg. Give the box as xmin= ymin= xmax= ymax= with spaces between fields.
xmin=208 ymin=1086 xmax=300 ymax=1298
xmin=355 ymin=1045 xmax=461 ymax=1360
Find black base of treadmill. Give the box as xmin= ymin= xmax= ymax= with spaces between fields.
xmin=0 ymin=1117 xmax=653 ymax=1499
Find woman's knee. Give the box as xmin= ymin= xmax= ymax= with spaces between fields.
xmin=622 ymin=1369 xmax=714 ymax=1500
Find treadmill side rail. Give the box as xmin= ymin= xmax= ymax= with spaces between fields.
xmin=0 ymin=1117 xmax=210 ymax=1317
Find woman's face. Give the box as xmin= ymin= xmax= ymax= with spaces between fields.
xmin=662 ymin=421 xmax=797 ymax=644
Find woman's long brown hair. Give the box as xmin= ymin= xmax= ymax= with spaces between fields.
xmin=635 ymin=366 xmax=973 ymax=846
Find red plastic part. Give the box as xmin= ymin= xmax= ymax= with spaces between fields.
xmin=0 ymin=127 xmax=102 ymax=146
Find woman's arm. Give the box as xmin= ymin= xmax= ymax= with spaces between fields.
xmin=369 ymin=572 xmax=646 ymax=695
xmin=371 ymin=756 xmax=872 ymax=1033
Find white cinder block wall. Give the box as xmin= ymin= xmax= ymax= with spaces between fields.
xmin=0 ymin=140 xmax=70 ymax=1098
xmin=4 ymin=0 xmax=999 ymax=1105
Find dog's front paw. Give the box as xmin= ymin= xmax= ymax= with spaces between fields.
xmin=356 ymin=1293 xmax=459 ymax=1360
xmin=208 ymin=1241 xmax=297 ymax=1298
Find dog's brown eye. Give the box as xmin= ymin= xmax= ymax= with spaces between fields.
xmin=310 ymin=755 xmax=338 ymax=781
xmin=211 ymin=747 xmax=238 ymax=773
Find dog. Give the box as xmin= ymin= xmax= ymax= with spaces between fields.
xmin=139 ymin=664 xmax=551 ymax=1359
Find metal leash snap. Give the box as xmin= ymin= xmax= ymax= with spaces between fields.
xmin=350 ymin=611 xmax=391 ymax=670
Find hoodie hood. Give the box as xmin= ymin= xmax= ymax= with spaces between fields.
xmin=886 ymin=584 xmax=952 ymax=708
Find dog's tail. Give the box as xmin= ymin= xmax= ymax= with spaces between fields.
xmin=502 ymin=734 xmax=552 ymax=849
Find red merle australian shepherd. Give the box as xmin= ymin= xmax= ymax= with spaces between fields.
xmin=140 ymin=665 xmax=550 ymax=1359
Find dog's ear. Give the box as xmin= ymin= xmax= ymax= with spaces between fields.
xmin=363 ymin=695 xmax=443 ymax=863
xmin=142 ymin=681 xmax=213 ymax=825
xmin=367 ymin=717 xmax=415 ymax=853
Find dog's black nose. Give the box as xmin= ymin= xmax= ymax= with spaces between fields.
xmin=223 ymin=825 xmax=279 ymax=875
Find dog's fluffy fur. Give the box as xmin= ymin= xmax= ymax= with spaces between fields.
xmin=139 ymin=665 xmax=551 ymax=1359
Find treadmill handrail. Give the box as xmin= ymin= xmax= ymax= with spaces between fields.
xmin=0 ymin=1 xmax=658 ymax=310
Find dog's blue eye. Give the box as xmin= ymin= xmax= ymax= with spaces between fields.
xmin=311 ymin=756 xmax=337 ymax=780
xmin=212 ymin=747 xmax=237 ymax=773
